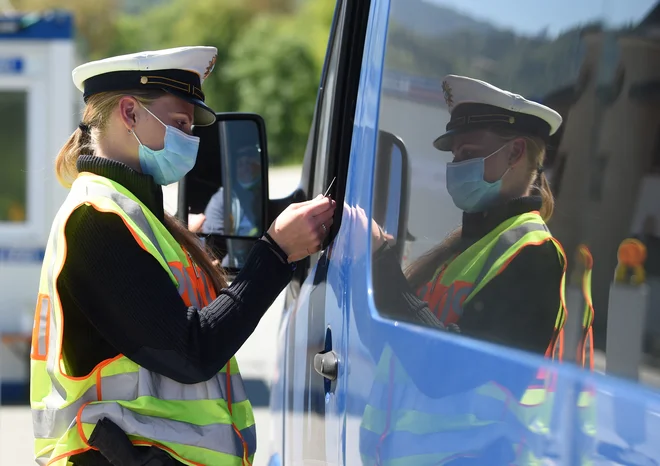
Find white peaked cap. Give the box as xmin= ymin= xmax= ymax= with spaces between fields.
xmin=434 ymin=74 xmax=563 ymax=151
xmin=72 ymin=46 xmax=219 ymax=126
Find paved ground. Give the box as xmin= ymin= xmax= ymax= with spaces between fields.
xmin=0 ymin=166 xmax=302 ymax=465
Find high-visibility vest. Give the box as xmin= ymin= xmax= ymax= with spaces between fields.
xmin=30 ymin=172 xmax=255 ymax=466
xmin=360 ymin=212 xmax=568 ymax=465
xmin=576 ymin=245 xmax=597 ymax=463
xmin=576 ymin=245 xmax=595 ymax=371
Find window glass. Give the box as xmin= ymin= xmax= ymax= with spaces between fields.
xmin=0 ymin=91 xmax=27 ymax=223
xmin=370 ymin=0 xmax=660 ymax=389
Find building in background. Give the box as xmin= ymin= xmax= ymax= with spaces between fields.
xmin=545 ymin=3 xmax=660 ymax=347
xmin=0 ymin=10 xmax=75 ymax=403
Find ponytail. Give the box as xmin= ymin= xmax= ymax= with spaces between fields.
xmin=55 ymin=126 xmax=93 ymax=188
xmin=537 ymin=171 xmax=554 ymax=222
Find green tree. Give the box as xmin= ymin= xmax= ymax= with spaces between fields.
xmin=226 ymin=15 xmax=319 ymax=165
xmin=110 ymin=0 xmax=253 ymax=112
xmin=292 ymin=0 xmax=336 ymax=71
xmin=12 ymin=0 xmax=122 ymax=59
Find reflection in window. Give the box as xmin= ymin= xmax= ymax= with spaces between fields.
xmin=551 ymin=153 xmax=568 ymax=197
xmin=369 ymin=0 xmax=660 ymax=400
xmin=588 ymin=154 xmax=609 ymax=201
xmin=651 ymin=127 xmax=660 ymax=174
xmin=0 ymin=91 xmax=27 ymax=223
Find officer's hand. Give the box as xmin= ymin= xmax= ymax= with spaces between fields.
xmin=343 ymin=203 xmax=394 ymax=254
xmin=188 ymin=213 xmax=206 ymax=233
xmin=268 ymin=195 xmax=336 ymax=262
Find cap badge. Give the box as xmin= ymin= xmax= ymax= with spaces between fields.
xmin=204 ymin=54 xmax=217 ymax=80
xmin=442 ymin=80 xmax=454 ymax=110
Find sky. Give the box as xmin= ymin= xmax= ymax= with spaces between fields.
xmin=429 ymin=0 xmax=657 ymax=37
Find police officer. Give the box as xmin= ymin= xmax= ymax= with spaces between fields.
xmin=30 ymin=46 xmax=335 ymax=466
xmin=351 ymin=74 xmax=590 ymax=464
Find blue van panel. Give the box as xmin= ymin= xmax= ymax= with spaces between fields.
xmin=270 ymin=0 xmax=660 ymax=464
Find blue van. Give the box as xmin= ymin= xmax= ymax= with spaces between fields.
xmin=182 ymin=0 xmax=660 ymax=464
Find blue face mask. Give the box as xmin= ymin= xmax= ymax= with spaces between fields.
xmin=132 ymin=105 xmax=200 ymax=186
xmin=446 ymin=144 xmax=511 ymax=213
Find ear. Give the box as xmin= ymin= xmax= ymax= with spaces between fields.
xmin=118 ymin=96 xmax=138 ymax=131
xmin=508 ymin=138 xmax=527 ymax=167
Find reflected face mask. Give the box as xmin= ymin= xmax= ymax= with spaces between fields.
xmin=445 ymin=144 xmax=510 ymax=213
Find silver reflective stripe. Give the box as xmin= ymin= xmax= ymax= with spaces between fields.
xmin=170 ymin=265 xmax=201 ymax=308
xmin=199 ymin=270 xmax=214 ymax=305
xmin=473 ymin=222 xmax=549 ymax=286
xmin=36 ymin=296 xmax=49 ymax=356
xmin=79 ymin=402 xmax=257 ymax=457
xmin=33 ymin=383 xmax=101 ymax=438
xmin=33 ymin=370 xmax=249 ymax=438
xmin=135 ymin=367 xmax=248 ymax=403
xmin=80 ymin=180 xmax=167 ymax=261
xmin=36 ymin=453 xmax=50 ymax=466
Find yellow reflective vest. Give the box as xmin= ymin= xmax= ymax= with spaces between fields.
xmin=360 ymin=212 xmax=569 ymax=465
xmin=30 ymin=172 xmax=255 ymax=466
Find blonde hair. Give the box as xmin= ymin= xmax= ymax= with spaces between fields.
xmin=405 ymin=128 xmax=553 ymax=290
xmin=56 ymin=90 xmax=228 ymax=293
xmin=497 ymin=130 xmax=554 ymax=221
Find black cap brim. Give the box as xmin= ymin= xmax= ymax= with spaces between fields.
xmin=163 ymin=88 xmax=216 ymax=126
xmin=433 ymin=128 xmax=463 ymax=152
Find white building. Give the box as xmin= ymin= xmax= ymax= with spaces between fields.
xmin=0 ymin=10 xmax=75 ymax=403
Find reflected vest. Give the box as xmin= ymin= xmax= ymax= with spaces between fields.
xmin=360 ymin=212 xmax=568 ymax=465
xmin=576 ymin=245 xmax=597 ymax=463
xmin=30 ymin=173 xmax=256 ymax=466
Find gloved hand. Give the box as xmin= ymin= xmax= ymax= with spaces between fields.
xmin=88 ymin=417 xmax=177 ymax=465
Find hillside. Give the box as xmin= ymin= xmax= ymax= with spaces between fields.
xmin=390 ymin=0 xmax=495 ymax=38
xmin=383 ymin=2 xmax=612 ymax=100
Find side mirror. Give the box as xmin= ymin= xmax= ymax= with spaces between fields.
xmin=373 ymin=130 xmax=414 ymax=262
xmin=178 ymin=113 xmax=269 ymax=272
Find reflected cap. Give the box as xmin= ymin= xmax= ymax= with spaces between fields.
xmin=433 ymin=74 xmax=563 ymax=151
xmin=72 ymin=46 xmax=218 ymax=126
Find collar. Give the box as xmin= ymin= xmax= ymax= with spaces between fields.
xmin=462 ymin=196 xmax=543 ymax=239
xmin=76 ymin=155 xmax=165 ymax=221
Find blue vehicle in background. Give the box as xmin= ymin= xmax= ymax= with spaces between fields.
xmin=181 ymin=0 xmax=660 ymax=464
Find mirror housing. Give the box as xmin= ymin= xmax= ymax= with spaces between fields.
xmin=178 ymin=113 xmax=270 ymax=271
xmin=373 ymin=130 xmax=414 ymax=263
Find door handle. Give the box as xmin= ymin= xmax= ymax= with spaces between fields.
xmin=314 ymin=350 xmax=339 ymax=381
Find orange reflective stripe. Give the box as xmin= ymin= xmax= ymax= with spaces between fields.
xmin=576 ymin=245 xmax=595 ymax=370
xmin=31 ymin=294 xmax=51 ymax=361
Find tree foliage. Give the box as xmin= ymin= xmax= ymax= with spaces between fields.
xmin=12 ymin=0 xmax=122 ymax=59
xmin=14 ymin=0 xmax=611 ymax=166
xmin=226 ymin=14 xmax=319 ymax=165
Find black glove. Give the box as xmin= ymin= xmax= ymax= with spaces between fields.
xmin=88 ymin=417 xmax=177 ymax=466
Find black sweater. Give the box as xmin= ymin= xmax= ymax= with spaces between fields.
xmin=60 ymin=155 xmax=292 ymax=465
xmin=368 ymin=196 xmax=563 ymax=398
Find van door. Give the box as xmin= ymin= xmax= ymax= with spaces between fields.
xmin=342 ymin=0 xmax=660 ymax=464
xmin=279 ymin=0 xmax=372 ymax=464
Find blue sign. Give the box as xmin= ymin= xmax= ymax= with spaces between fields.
xmin=0 ymin=58 xmax=23 ymax=75
xmin=0 ymin=12 xmax=74 ymax=41
xmin=0 ymin=247 xmax=45 ymax=263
